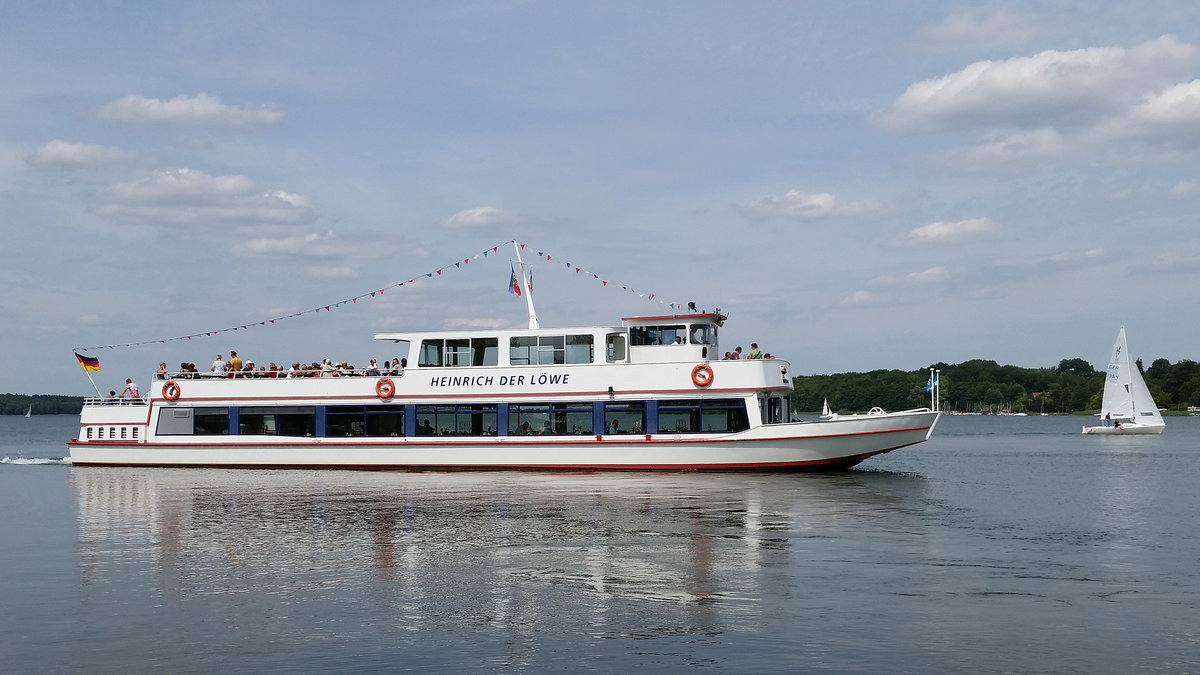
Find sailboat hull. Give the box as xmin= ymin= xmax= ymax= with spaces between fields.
xmin=1081 ymin=423 xmax=1165 ymax=435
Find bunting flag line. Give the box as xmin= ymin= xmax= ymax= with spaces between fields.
xmin=72 ymin=238 xmax=689 ymax=352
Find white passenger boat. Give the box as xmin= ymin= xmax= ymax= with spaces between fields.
xmin=69 ymin=246 xmax=939 ymax=470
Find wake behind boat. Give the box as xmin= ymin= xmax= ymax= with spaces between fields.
xmin=1082 ymin=328 xmax=1165 ymax=435
xmin=68 ymin=242 xmax=940 ymax=470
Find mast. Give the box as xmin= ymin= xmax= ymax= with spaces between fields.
xmin=512 ymin=240 xmax=539 ymax=329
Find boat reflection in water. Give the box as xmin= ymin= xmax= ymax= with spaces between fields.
xmin=70 ymin=466 xmax=929 ymax=654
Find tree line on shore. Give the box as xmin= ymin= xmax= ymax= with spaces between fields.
xmin=5 ymin=356 xmax=1200 ymax=415
xmin=791 ymin=357 xmax=1200 ymax=415
xmin=0 ymin=394 xmax=88 ymax=415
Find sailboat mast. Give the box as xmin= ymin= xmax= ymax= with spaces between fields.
xmin=512 ymin=240 xmax=539 ymax=330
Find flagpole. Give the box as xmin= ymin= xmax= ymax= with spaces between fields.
xmin=929 ymin=368 xmax=935 ymax=410
xmin=512 ymin=240 xmax=539 ymax=329
xmin=935 ymin=368 xmax=941 ymax=412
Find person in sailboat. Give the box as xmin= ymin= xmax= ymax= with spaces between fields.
xmin=1104 ymin=413 xmax=1111 ymax=427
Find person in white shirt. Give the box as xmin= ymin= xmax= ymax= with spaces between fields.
xmin=118 ymin=378 xmax=139 ymax=400
xmin=211 ymin=354 xmax=226 ymax=376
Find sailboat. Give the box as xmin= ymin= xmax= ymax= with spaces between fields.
xmin=1082 ymin=328 xmax=1165 ymax=435
xmin=25 ymin=405 xmax=31 ymax=418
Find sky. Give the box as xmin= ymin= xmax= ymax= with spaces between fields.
xmin=3 ymin=1 xmax=1200 ymax=396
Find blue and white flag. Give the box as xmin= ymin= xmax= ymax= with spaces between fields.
xmin=508 ymin=265 xmax=522 ymax=296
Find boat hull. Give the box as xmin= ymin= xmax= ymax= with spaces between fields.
xmin=69 ymin=410 xmax=940 ymax=471
xmin=1081 ymin=423 xmax=1165 ymax=435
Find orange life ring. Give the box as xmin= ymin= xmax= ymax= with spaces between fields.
xmin=375 ymin=377 xmax=396 ymax=399
xmin=691 ymin=364 xmax=714 ymax=387
xmin=162 ymin=380 xmax=181 ymax=400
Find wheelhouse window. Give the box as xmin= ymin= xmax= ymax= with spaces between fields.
xmin=603 ymin=401 xmax=645 ymax=434
xmin=415 ymin=404 xmax=497 ymax=436
xmin=629 ymin=324 xmax=686 ymax=346
xmin=238 ymin=406 xmax=315 ymax=436
xmin=326 ymin=405 xmax=405 ymax=437
xmin=762 ymin=396 xmax=787 ymax=424
xmin=509 ymin=402 xmax=593 ymax=435
xmin=688 ymin=323 xmax=717 ymax=346
xmin=658 ymin=399 xmax=749 ymax=433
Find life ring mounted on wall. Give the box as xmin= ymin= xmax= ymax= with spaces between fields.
xmin=691 ymin=364 xmax=714 ymax=388
xmin=375 ymin=377 xmax=396 ymax=399
xmin=162 ymin=380 xmax=181 ymax=401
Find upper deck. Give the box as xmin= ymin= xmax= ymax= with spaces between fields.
xmin=374 ymin=312 xmax=729 ymax=367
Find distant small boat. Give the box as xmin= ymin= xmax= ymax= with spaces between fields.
xmin=1082 ymin=328 xmax=1165 ymax=435
xmin=25 ymin=405 xmax=31 ymax=418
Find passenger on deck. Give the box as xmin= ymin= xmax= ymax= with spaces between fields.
xmin=397 ymin=358 xmax=407 ymax=377
xmin=365 ymin=359 xmax=380 ymax=376
xmin=118 ymin=378 xmax=140 ymax=400
xmin=228 ymin=351 xmax=243 ymax=377
xmin=156 ymin=363 xmax=168 ymax=380
xmin=747 ymin=343 xmax=763 ymax=359
xmin=211 ymin=355 xmax=226 ymax=377
xmin=731 ymin=346 xmax=742 ymax=359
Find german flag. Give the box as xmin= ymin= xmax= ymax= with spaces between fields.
xmin=74 ymin=352 xmax=101 ymax=372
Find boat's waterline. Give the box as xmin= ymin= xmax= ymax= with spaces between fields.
xmin=68 ymin=409 xmax=938 ymax=470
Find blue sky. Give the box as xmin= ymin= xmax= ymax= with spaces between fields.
xmin=3 ymin=1 xmax=1200 ymax=396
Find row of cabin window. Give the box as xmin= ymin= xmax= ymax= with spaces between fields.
xmin=415 ymin=324 xmax=719 ymax=368
xmin=419 ymin=335 xmax=607 ymax=367
xmin=156 ymin=399 xmax=753 ymax=437
xmin=86 ymin=426 xmax=140 ymax=439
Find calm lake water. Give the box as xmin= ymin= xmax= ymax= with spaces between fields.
xmin=2 ymin=414 xmax=1198 ymax=673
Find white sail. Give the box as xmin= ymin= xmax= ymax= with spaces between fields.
xmin=1084 ymin=328 xmax=1164 ymax=434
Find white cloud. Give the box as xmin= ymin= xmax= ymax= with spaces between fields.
xmin=740 ymin=189 xmax=874 ymax=219
xmin=92 ymin=168 xmax=317 ymax=229
xmin=1093 ymin=79 xmax=1200 ymax=145
xmin=444 ymin=317 xmax=512 ymax=330
xmin=440 ymin=206 xmax=522 ymax=229
xmin=874 ymin=35 xmax=1197 ymax=134
xmin=901 ymin=218 xmax=1000 ymax=245
xmin=305 ymin=265 xmax=358 ymax=279
xmin=943 ymin=128 xmax=1066 ymax=169
xmin=95 ymin=93 xmax=285 ymax=128
xmin=27 ymin=139 xmax=141 ymax=167
xmin=240 ymin=231 xmax=337 ymax=257
xmin=1147 ymin=251 xmax=1200 ymax=273
xmin=918 ymin=10 xmax=1050 ymax=50
xmin=1169 ymin=180 xmax=1199 ymax=197
xmin=869 ymin=267 xmax=949 ymax=287
xmin=841 ymin=290 xmax=876 ymax=306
